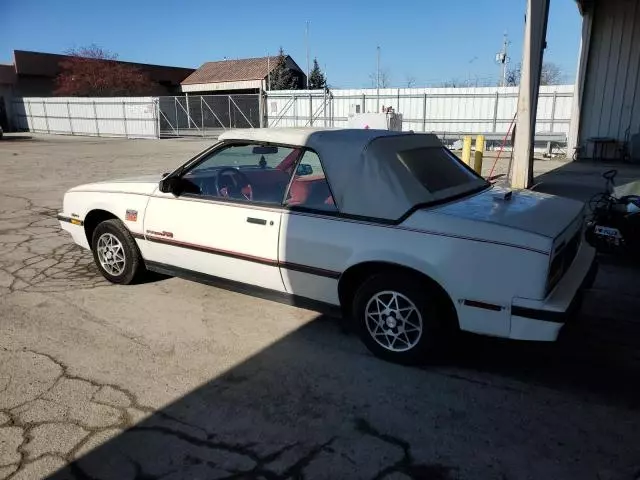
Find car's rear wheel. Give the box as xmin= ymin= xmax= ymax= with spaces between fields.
xmin=91 ymin=219 xmax=144 ymax=284
xmin=353 ymin=273 xmax=452 ymax=364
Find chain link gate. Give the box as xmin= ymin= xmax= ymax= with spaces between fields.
xmin=157 ymin=94 xmax=260 ymax=137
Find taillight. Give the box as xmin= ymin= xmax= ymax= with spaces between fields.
xmin=547 ymin=254 xmax=564 ymax=293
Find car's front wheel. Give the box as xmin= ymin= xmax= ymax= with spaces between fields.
xmin=353 ymin=273 xmax=453 ymax=365
xmin=91 ymin=219 xmax=144 ymax=284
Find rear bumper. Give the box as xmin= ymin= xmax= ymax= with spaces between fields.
xmin=509 ymin=242 xmax=598 ymax=341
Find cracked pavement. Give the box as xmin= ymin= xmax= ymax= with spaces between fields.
xmin=1 ymin=134 xmax=640 ymax=479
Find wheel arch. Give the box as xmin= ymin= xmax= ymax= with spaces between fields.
xmin=337 ymin=260 xmax=458 ymax=328
xmin=84 ymin=209 xmax=119 ymax=245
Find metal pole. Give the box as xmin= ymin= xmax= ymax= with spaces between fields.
xmin=155 ymin=98 xmax=161 ymax=139
xmin=26 ymin=100 xmax=33 ymax=132
xmin=259 ymin=87 xmax=264 ymax=128
xmin=122 ymin=101 xmax=128 ymax=138
xmin=549 ymin=91 xmax=557 ymax=132
xmin=174 ymin=97 xmax=179 ymax=136
xmin=185 ymin=93 xmax=191 ymax=129
xmin=376 ymin=46 xmax=380 ymax=112
xmin=42 ymin=100 xmax=50 ymax=133
xmin=306 ymin=21 xmax=310 ymax=89
xmin=66 ymin=100 xmax=74 ymax=135
xmin=92 ymin=100 xmax=100 ymax=137
xmin=201 ymin=96 xmax=205 ymax=136
xmin=228 ymin=96 xmax=232 ymax=128
xmin=397 ymin=88 xmax=400 ymax=112
xmin=492 ymin=91 xmax=499 ymax=132
xmin=331 ymin=92 xmax=334 ymax=127
xmin=362 ymin=93 xmax=366 ymax=114
xmin=323 ymin=88 xmax=327 ymax=127
xmin=309 ymin=93 xmax=313 ymax=126
xmin=422 ymin=93 xmax=427 ymax=132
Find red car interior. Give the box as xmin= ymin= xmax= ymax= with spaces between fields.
xmin=186 ymin=148 xmax=335 ymax=208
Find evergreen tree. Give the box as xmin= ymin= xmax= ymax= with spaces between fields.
xmin=308 ymin=58 xmax=327 ymax=89
xmin=269 ymin=47 xmax=297 ymax=90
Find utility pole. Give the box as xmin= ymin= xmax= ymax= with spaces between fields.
xmin=376 ymin=45 xmax=380 ymax=112
xmin=306 ymin=21 xmax=310 ymax=90
xmin=496 ymin=32 xmax=509 ymax=87
xmin=511 ymin=0 xmax=550 ymax=189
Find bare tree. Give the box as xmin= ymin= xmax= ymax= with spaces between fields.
xmin=540 ymin=62 xmax=563 ymax=85
xmin=505 ymin=62 xmax=564 ymax=86
xmin=369 ymin=68 xmax=392 ymax=88
xmin=505 ymin=65 xmax=520 ymax=86
xmin=440 ymin=78 xmax=462 ymax=88
xmin=405 ymin=75 xmax=416 ymax=88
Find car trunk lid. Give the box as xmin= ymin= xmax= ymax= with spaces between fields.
xmin=433 ymin=186 xmax=585 ymax=240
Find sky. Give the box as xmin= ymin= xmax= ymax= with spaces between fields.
xmin=1 ymin=0 xmax=583 ymax=88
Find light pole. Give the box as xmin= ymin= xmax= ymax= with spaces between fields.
xmin=376 ymin=45 xmax=380 ymax=112
xmin=306 ymin=21 xmax=310 ymax=89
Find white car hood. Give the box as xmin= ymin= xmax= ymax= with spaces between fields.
xmin=434 ymin=186 xmax=584 ymax=239
xmin=68 ymin=174 xmax=162 ymax=195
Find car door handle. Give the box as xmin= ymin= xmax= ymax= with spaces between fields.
xmin=246 ymin=217 xmax=267 ymax=225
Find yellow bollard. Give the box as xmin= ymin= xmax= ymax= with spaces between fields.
xmin=462 ymin=136 xmax=472 ymax=165
xmin=474 ymin=135 xmax=485 ymax=174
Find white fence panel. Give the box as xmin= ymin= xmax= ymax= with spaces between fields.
xmin=265 ymin=85 xmax=574 ymax=143
xmin=12 ymin=97 xmax=158 ymax=138
xmin=27 ymin=101 xmax=47 ymax=131
xmin=68 ymin=101 xmax=95 ymax=135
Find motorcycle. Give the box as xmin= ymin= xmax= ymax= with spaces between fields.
xmin=585 ymin=169 xmax=640 ymax=256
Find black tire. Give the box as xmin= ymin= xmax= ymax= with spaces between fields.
xmin=352 ymin=273 xmax=454 ymax=365
xmin=91 ymin=219 xmax=144 ymax=285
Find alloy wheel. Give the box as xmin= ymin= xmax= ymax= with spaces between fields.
xmin=364 ymin=290 xmax=423 ymax=352
xmin=96 ymin=232 xmax=126 ymax=276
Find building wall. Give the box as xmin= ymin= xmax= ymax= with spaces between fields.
xmin=0 ymin=84 xmax=13 ymax=130
xmin=579 ymin=0 xmax=640 ymax=149
xmin=14 ymin=75 xmax=180 ymax=97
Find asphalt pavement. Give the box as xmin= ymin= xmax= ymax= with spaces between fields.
xmin=1 ymin=133 xmax=640 ymax=480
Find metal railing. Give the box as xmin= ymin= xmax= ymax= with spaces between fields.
xmin=157 ymin=94 xmax=260 ymax=137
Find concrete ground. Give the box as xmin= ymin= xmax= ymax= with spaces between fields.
xmin=1 ymin=133 xmax=640 ymax=480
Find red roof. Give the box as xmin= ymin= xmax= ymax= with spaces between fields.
xmin=181 ymin=56 xmax=280 ymax=85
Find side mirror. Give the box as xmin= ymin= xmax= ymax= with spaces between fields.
xmin=159 ymin=177 xmax=183 ymax=195
xmin=296 ymin=163 xmax=313 ymax=176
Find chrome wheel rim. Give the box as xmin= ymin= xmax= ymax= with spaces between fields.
xmin=365 ymin=290 xmax=423 ymax=352
xmin=96 ymin=233 xmax=126 ymax=276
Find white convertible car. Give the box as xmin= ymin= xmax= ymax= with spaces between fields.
xmin=59 ymin=128 xmax=597 ymax=364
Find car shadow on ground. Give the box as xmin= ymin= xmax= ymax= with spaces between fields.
xmin=43 ymin=158 xmax=640 ymax=479
xmin=46 ymin=299 xmax=640 ymax=479
xmin=1 ymin=134 xmax=33 ymax=141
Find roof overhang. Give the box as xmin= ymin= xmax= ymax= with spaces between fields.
xmin=181 ymin=79 xmax=263 ymax=92
xmin=575 ymin=0 xmax=594 ymax=15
